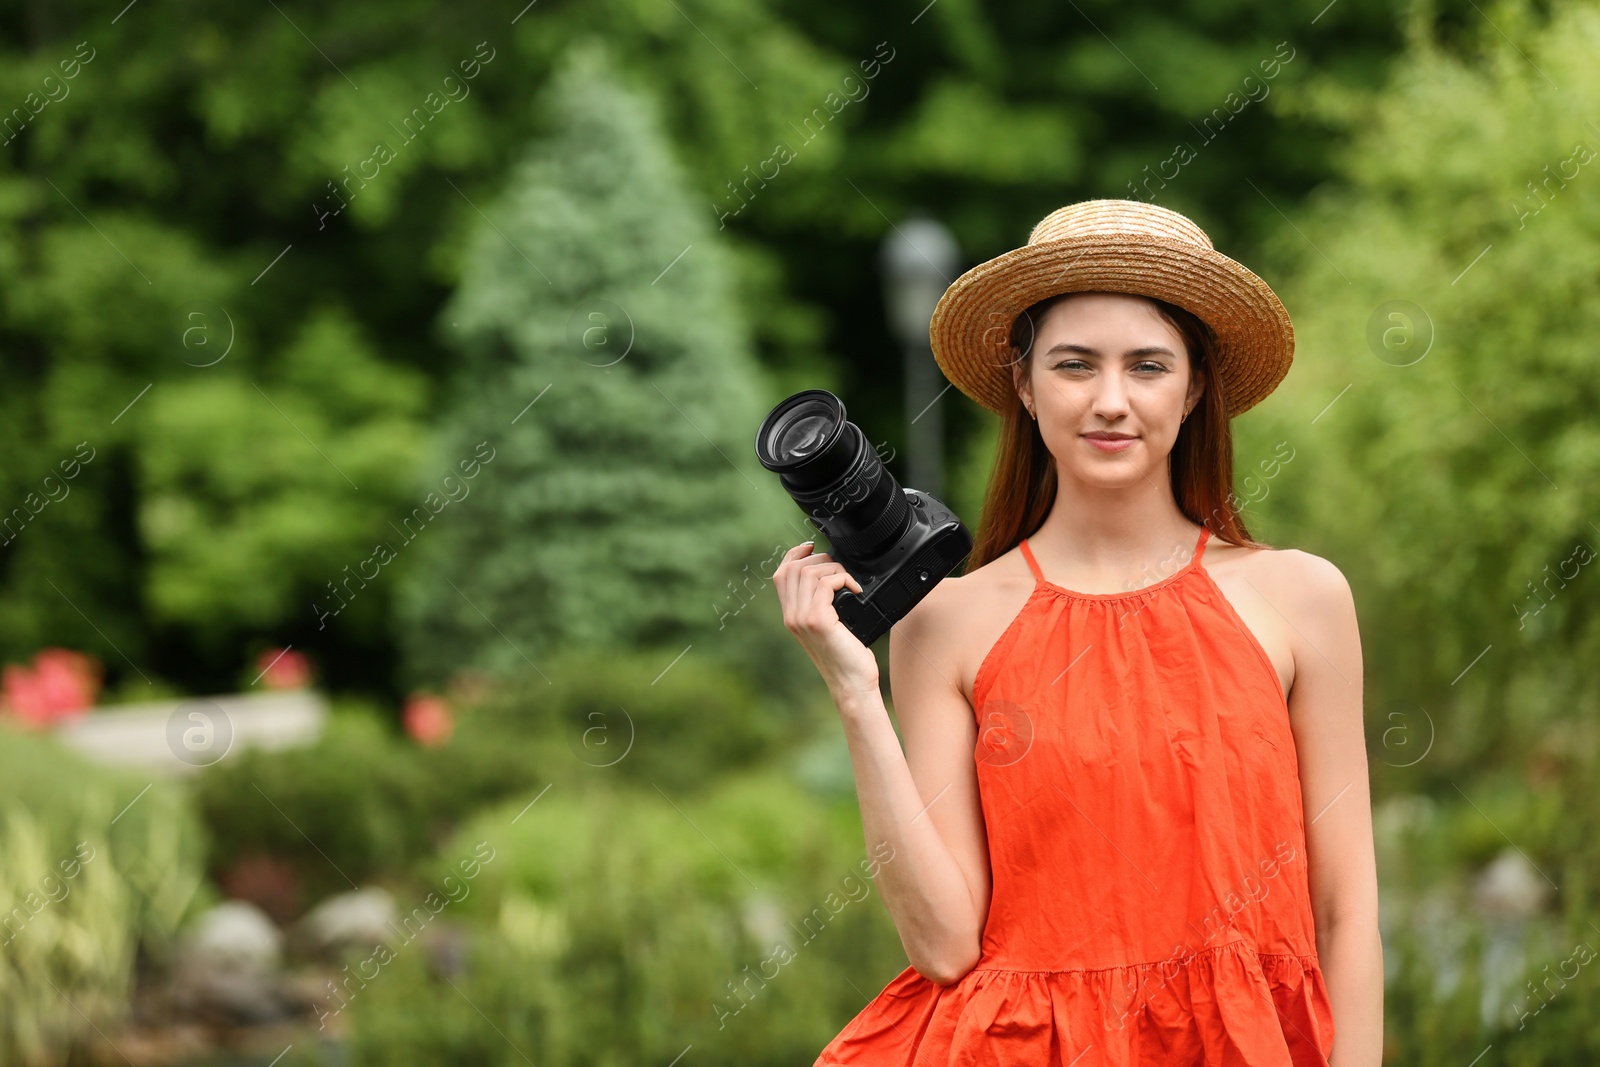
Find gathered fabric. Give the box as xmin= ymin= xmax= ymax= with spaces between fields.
xmin=815 ymin=526 xmax=1334 ymax=1066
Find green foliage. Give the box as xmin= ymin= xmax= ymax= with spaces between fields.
xmin=1250 ymin=0 xmax=1600 ymax=776
xmin=1208 ymin=3 xmax=1600 ymax=1056
xmin=198 ymin=646 xmax=789 ymax=909
xmin=195 ymin=703 xmax=542 ymax=908
xmin=1381 ymin=913 xmax=1488 ymax=1067
xmin=0 ymin=0 xmax=1434 ymax=696
xmin=0 ymin=810 xmax=131 ymax=1067
xmin=471 ymin=644 xmax=793 ymax=795
xmin=346 ymin=769 xmax=908 ymax=1067
xmin=0 ymin=724 xmax=206 ymax=1066
xmin=394 ymin=42 xmax=794 ymax=687
xmin=138 ymin=306 xmax=429 ymax=641
xmin=1373 ymin=757 xmax=1600 ymax=1063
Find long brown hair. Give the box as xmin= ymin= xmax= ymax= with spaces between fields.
xmin=964 ymin=291 xmax=1271 ymax=574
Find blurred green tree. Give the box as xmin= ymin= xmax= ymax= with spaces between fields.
xmin=0 ymin=0 xmax=1488 ymax=698
xmin=1250 ymin=0 xmax=1600 ymax=777
xmin=393 ymin=42 xmax=792 ymax=687
xmin=1227 ymin=6 xmax=1600 ymax=1056
xmin=137 ymin=307 xmax=428 ymax=645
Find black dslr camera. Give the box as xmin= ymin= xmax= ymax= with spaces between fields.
xmin=755 ymin=389 xmax=972 ymax=646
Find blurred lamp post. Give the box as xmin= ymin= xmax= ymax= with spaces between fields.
xmin=880 ymin=216 xmax=959 ymax=501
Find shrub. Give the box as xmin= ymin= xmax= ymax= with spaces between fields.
xmin=195 ymin=701 xmax=543 ymax=912
xmin=345 ymin=768 xmax=908 ymax=1067
xmin=198 ymin=640 xmax=793 ymax=916
xmin=472 ymin=644 xmax=791 ymax=796
xmin=0 ymin=723 xmax=206 ymax=1066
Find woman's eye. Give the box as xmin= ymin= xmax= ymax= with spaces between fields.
xmin=1053 ymin=359 xmax=1088 ymax=371
xmin=1135 ymin=362 xmax=1168 ymax=373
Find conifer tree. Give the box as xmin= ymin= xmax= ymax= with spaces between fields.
xmin=395 ymin=42 xmax=791 ymax=686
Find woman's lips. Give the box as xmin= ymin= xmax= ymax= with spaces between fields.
xmin=1082 ymin=435 xmax=1136 ymax=453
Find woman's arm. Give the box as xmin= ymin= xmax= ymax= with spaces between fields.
xmin=775 ymin=543 xmax=991 ymax=984
xmin=838 ymin=581 xmax=992 ymax=984
xmin=1283 ymin=552 xmax=1383 ymax=1067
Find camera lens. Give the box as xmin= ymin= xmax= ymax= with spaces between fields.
xmin=778 ymin=414 xmax=832 ymax=461
xmin=756 ymin=390 xmax=912 ymax=561
xmin=757 ymin=392 xmax=850 ymax=489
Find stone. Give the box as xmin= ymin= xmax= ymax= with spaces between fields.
xmin=1473 ymin=847 xmax=1552 ymax=920
xmin=299 ymin=886 xmax=398 ymax=956
xmin=174 ymin=900 xmax=288 ymax=1024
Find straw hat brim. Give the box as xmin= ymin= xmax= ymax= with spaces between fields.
xmin=929 ymin=234 xmax=1294 ymax=417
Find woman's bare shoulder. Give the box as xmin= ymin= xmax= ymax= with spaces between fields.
xmin=1267 ymin=548 xmax=1356 ymax=632
xmin=1201 ymin=539 xmax=1355 ymax=701
xmin=1206 ymin=540 xmax=1351 ymax=614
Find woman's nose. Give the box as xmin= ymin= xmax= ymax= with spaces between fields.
xmin=1090 ymin=374 xmax=1130 ymax=416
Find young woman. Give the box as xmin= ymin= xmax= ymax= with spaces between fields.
xmin=776 ymin=201 xmax=1382 ymax=1066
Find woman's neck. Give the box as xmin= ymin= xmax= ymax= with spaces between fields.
xmin=1028 ymin=475 xmax=1199 ymax=575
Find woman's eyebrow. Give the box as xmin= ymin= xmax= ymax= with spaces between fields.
xmin=1042 ymin=342 xmax=1179 ymax=358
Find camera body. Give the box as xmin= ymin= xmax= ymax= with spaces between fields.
xmin=807 ymin=487 xmax=971 ymax=646
xmin=756 ymin=389 xmax=973 ymax=646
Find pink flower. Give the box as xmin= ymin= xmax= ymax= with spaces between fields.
xmin=1 ymin=648 xmax=103 ymax=728
xmin=403 ymin=693 xmax=454 ymax=747
xmin=256 ymin=647 xmax=312 ymax=690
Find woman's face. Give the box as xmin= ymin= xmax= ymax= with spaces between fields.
xmin=1012 ymin=292 xmax=1203 ymax=488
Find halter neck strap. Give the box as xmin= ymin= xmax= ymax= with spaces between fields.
xmin=1018 ymin=538 xmax=1046 ymax=583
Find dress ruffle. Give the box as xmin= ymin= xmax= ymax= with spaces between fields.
xmin=814 ymin=939 xmax=1334 ymax=1066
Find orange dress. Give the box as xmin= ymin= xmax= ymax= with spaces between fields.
xmin=815 ymin=525 xmax=1335 ymax=1066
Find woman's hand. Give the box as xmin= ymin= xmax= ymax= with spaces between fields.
xmin=774 ymin=541 xmax=880 ymax=704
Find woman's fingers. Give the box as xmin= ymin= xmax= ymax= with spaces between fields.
xmin=776 ymin=542 xmax=865 ymax=634
xmin=777 ymin=544 xmax=835 ymax=587
xmin=776 ymin=543 xmax=812 ymax=622
xmin=812 ymin=559 xmax=862 ymax=596
xmin=775 ymin=543 xmax=812 ymax=624
xmin=793 ymin=561 xmax=863 ymax=628
xmin=773 ymin=543 xmax=878 ymax=695
xmin=806 ymin=566 xmax=863 ymax=621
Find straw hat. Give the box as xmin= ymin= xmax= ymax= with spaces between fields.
xmin=928 ymin=199 xmax=1293 ymax=417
